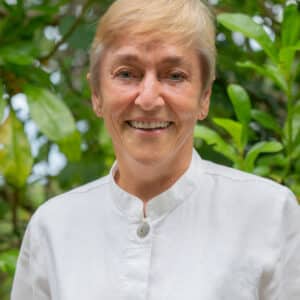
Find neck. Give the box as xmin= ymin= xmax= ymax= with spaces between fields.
xmin=114 ymin=147 xmax=193 ymax=202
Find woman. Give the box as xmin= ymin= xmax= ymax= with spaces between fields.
xmin=11 ymin=0 xmax=300 ymax=299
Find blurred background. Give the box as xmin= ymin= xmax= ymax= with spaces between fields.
xmin=0 ymin=0 xmax=299 ymax=298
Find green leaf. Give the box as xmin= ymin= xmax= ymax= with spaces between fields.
xmin=0 ymin=113 xmax=33 ymax=188
xmin=257 ymin=153 xmax=288 ymax=168
xmin=294 ymin=101 xmax=300 ymax=115
xmin=237 ymin=61 xmax=288 ymax=92
xmin=194 ymin=125 xmax=236 ymax=162
xmin=227 ymin=84 xmax=252 ymax=125
xmin=251 ymin=109 xmax=282 ymax=134
xmin=244 ymin=141 xmax=283 ymax=172
xmin=213 ymin=117 xmax=242 ymax=150
xmin=253 ymin=165 xmax=270 ymax=177
xmin=24 ymin=85 xmax=78 ymax=141
xmin=281 ymin=4 xmax=300 ymax=47
xmin=58 ymin=130 xmax=82 ymax=162
xmin=0 ymin=249 xmax=19 ymax=276
xmin=217 ymin=13 xmax=278 ymax=63
xmin=279 ymin=47 xmax=296 ymax=81
xmin=0 ymin=44 xmax=35 ymax=66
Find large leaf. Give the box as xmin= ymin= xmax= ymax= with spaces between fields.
xmin=281 ymin=4 xmax=300 ymax=47
xmin=0 ymin=113 xmax=33 ymax=187
xmin=227 ymin=84 xmax=251 ymax=125
xmin=217 ymin=13 xmax=277 ymax=63
xmin=58 ymin=130 xmax=82 ymax=162
xmin=194 ymin=125 xmax=236 ymax=162
xmin=251 ymin=109 xmax=282 ymax=134
xmin=24 ymin=85 xmax=81 ymax=161
xmin=213 ymin=118 xmax=242 ymax=150
xmin=244 ymin=141 xmax=283 ymax=172
xmin=25 ymin=86 xmax=77 ymax=141
xmin=237 ymin=61 xmax=288 ymax=92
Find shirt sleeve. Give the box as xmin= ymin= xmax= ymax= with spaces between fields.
xmin=264 ymin=191 xmax=300 ymax=300
xmin=10 ymin=212 xmax=51 ymax=300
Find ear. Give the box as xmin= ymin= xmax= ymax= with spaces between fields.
xmin=91 ymin=92 xmax=103 ymax=118
xmin=197 ymin=87 xmax=211 ymax=120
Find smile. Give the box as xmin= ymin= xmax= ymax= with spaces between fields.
xmin=127 ymin=120 xmax=172 ymax=130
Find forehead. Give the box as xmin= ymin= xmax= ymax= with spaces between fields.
xmin=101 ymin=35 xmax=200 ymax=68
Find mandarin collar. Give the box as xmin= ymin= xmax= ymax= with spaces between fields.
xmin=109 ymin=149 xmax=204 ymax=222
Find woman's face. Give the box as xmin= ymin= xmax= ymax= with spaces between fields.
xmin=92 ymin=35 xmax=211 ymax=167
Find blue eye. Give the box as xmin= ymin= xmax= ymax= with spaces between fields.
xmin=118 ymin=70 xmax=132 ymax=78
xmin=169 ymin=72 xmax=186 ymax=81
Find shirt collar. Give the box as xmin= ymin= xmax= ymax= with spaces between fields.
xmin=109 ymin=148 xmax=204 ymax=221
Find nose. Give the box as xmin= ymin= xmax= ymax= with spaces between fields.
xmin=134 ymin=72 xmax=164 ymax=111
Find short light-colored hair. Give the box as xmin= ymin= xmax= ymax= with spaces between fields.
xmin=89 ymin=0 xmax=216 ymax=94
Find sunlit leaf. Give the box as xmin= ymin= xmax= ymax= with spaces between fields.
xmin=24 ymin=85 xmax=78 ymax=141
xmin=217 ymin=13 xmax=278 ymax=62
xmin=213 ymin=117 xmax=242 ymax=150
xmin=0 ymin=112 xmax=33 ymax=187
xmin=237 ymin=61 xmax=288 ymax=92
xmin=24 ymin=85 xmax=82 ymax=160
xmin=244 ymin=141 xmax=283 ymax=172
xmin=251 ymin=109 xmax=282 ymax=134
xmin=281 ymin=4 xmax=300 ymax=47
xmin=194 ymin=125 xmax=236 ymax=162
xmin=227 ymin=84 xmax=251 ymax=125
xmin=58 ymin=130 xmax=82 ymax=162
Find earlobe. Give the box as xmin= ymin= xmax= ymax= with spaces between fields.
xmin=92 ymin=93 xmax=103 ymax=117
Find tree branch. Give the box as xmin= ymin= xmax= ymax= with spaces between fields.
xmin=39 ymin=0 xmax=94 ymax=63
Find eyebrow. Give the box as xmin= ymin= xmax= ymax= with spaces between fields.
xmin=111 ymin=54 xmax=193 ymax=70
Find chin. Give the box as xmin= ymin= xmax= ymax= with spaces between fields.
xmin=130 ymin=149 xmax=169 ymax=166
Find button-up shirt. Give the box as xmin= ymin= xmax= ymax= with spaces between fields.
xmin=11 ymin=149 xmax=300 ymax=300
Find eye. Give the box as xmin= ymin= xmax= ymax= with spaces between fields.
xmin=114 ymin=68 xmax=141 ymax=80
xmin=117 ymin=70 xmax=132 ymax=78
xmin=168 ymin=71 xmax=187 ymax=82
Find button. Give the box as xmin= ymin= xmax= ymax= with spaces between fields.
xmin=137 ymin=221 xmax=150 ymax=238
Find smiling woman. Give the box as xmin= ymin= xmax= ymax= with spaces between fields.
xmin=11 ymin=0 xmax=300 ymax=300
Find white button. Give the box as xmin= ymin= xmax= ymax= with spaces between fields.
xmin=137 ymin=222 xmax=150 ymax=238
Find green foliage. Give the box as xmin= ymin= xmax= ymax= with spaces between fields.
xmin=0 ymin=0 xmax=300 ymax=298
xmin=0 ymin=250 xmax=19 ymax=276
xmin=0 ymin=112 xmax=33 ymax=188
xmin=201 ymin=2 xmax=300 ymax=195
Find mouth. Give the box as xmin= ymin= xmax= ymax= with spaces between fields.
xmin=126 ymin=120 xmax=173 ymax=131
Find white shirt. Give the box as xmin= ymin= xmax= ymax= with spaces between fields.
xmin=11 ymin=149 xmax=300 ymax=300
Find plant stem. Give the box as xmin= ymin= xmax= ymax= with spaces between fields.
xmin=39 ymin=0 xmax=95 ymax=62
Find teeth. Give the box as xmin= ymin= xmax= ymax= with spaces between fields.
xmin=128 ymin=121 xmax=171 ymax=129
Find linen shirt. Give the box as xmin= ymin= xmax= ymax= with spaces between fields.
xmin=11 ymin=149 xmax=300 ymax=300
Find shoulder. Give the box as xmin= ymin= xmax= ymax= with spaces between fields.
xmin=203 ymin=159 xmax=290 ymax=192
xmin=31 ymin=175 xmax=112 ymax=226
xmin=199 ymin=159 xmax=297 ymax=209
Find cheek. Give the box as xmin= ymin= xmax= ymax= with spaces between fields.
xmin=165 ymin=88 xmax=201 ymax=120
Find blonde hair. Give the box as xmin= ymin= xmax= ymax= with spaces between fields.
xmin=89 ymin=0 xmax=216 ymax=93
